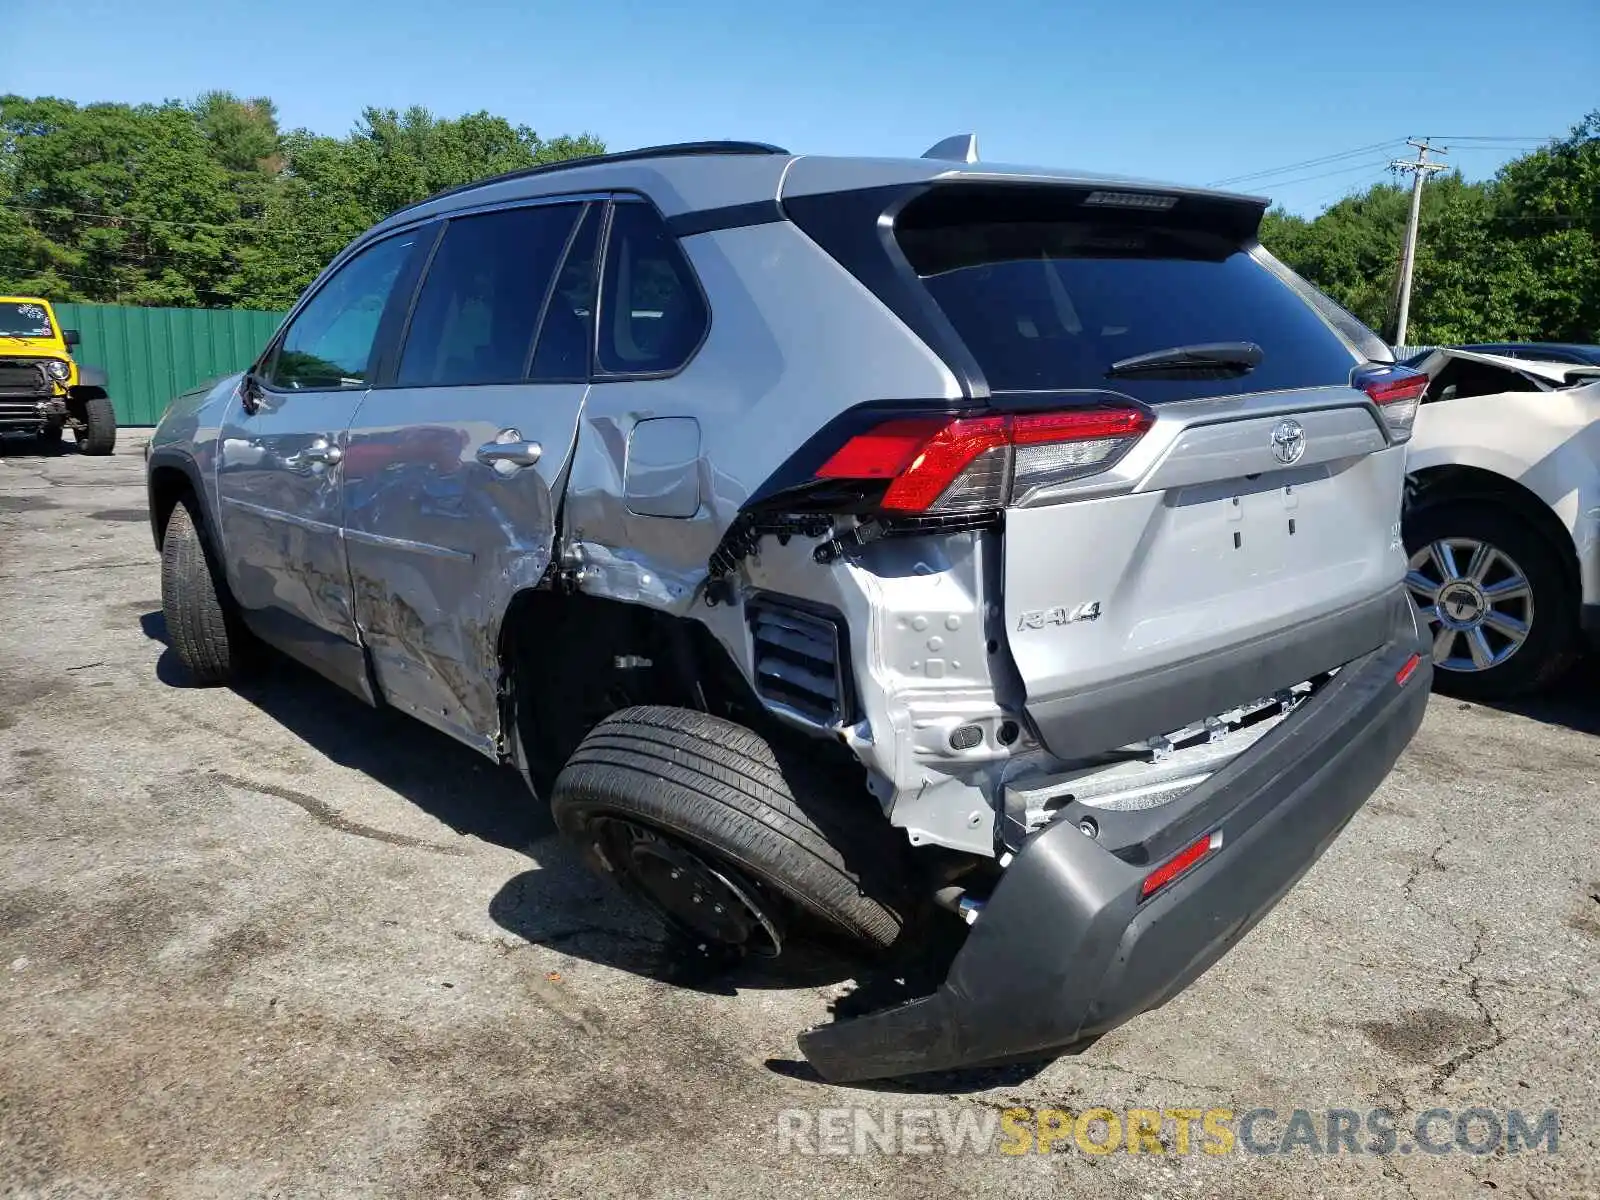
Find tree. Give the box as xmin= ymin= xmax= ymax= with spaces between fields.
xmin=1262 ymin=111 xmax=1599 ymax=345
xmin=0 ymin=92 xmax=603 ymax=308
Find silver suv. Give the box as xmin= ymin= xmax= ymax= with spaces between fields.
xmin=146 ymin=138 xmax=1431 ymax=1082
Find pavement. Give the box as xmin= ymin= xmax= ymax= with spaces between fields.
xmin=1 ymin=430 xmax=1597 ymax=1199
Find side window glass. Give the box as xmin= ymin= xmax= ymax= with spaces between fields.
xmin=268 ymin=233 xmax=420 ymax=390
xmin=397 ymin=204 xmax=580 ymax=387
xmin=597 ymin=202 xmax=708 ymax=375
xmin=529 ymin=207 xmax=599 ymax=382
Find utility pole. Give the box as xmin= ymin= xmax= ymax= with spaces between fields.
xmin=1389 ymin=137 xmax=1448 ymax=346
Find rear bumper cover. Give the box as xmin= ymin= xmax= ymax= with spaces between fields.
xmin=799 ymin=590 xmax=1429 ymax=1082
xmin=1023 ymin=587 xmax=1398 ymax=762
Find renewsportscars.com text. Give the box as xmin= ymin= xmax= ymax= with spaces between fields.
xmin=775 ymin=1106 xmax=1560 ymax=1157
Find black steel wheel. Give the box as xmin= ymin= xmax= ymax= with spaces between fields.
xmin=592 ymin=816 xmax=786 ymax=959
xmin=551 ymin=706 xmax=914 ymax=961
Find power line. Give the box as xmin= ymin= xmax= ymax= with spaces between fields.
xmin=0 ymin=261 xmax=129 ymax=285
xmin=1425 ymin=135 xmax=1558 ymax=143
xmin=1305 ymin=167 xmax=1400 ymax=209
xmin=1206 ymin=139 xmax=1404 ymax=188
xmin=1206 ymin=130 xmax=1563 ymax=192
xmin=0 ymin=200 xmax=352 ymax=240
xmin=4 ymin=240 xmax=236 ymax=275
xmin=1257 ymin=158 xmax=1401 ymax=192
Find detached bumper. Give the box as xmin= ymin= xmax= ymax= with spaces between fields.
xmin=800 ymin=594 xmax=1430 ymax=1083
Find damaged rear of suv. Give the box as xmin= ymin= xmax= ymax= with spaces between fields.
xmin=146 ymin=139 xmax=1429 ymax=1084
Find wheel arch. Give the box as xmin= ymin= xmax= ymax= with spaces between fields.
xmin=496 ymin=587 xmax=852 ymax=792
xmin=1407 ymin=463 xmax=1580 ymax=593
xmin=69 ymin=370 xmax=109 ymax=400
xmin=146 ymin=449 xmax=207 ymax=551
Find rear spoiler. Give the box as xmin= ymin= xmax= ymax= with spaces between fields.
xmin=890 ymin=178 xmax=1269 ymax=246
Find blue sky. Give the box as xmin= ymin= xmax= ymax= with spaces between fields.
xmin=8 ymin=0 xmax=1595 ymax=215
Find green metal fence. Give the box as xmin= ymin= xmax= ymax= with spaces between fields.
xmin=52 ymin=303 xmax=287 ymax=427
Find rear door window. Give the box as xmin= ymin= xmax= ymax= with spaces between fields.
xmin=896 ymin=190 xmax=1363 ymax=402
xmin=397 ymin=203 xmax=581 ymax=387
xmin=596 ymin=201 xmax=707 ymax=376
xmin=529 ymin=206 xmax=600 ymax=382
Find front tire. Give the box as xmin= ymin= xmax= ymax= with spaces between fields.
xmin=75 ymin=395 xmax=117 ymax=456
xmin=551 ymin=707 xmax=913 ymax=961
xmin=37 ymin=419 xmax=64 ymax=452
xmin=1403 ymin=500 xmax=1578 ymax=700
xmin=160 ymin=499 xmax=242 ymax=685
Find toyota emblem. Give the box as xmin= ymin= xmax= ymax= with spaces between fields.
xmin=1271 ymin=419 xmax=1306 ymax=466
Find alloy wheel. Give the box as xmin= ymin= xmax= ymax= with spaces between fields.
xmin=1405 ymin=537 xmax=1534 ymax=673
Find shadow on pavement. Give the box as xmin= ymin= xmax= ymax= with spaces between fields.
xmin=139 ymin=608 xmax=547 ymax=854
xmin=489 ymin=867 xmax=864 ymax=994
xmin=0 ymin=433 xmax=77 ymax=457
xmin=137 ymin=606 xmax=1048 ymax=1092
xmin=762 ymin=1054 xmax=1052 ymax=1094
xmin=1474 ymin=662 xmax=1600 ymax=735
xmin=140 ymin=608 xmax=854 ymax=982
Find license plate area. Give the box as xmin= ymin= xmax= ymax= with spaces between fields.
xmin=1000 ymin=440 xmax=1405 ymax=708
xmin=1167 ymin=463 xmax=1331 ymax=575
xmin=1127 ymin=463 xmax=1384 ymax=652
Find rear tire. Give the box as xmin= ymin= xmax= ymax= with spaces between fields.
xmin=1403 ymin=500 xmax=1577 ymax=700
xmin=551 ymin=706 xmax=913 ymax=959
xmin=160 ymin=499 xmax=241 ymax=685
xmin=76 ymin=395 xmax=117 ymax=456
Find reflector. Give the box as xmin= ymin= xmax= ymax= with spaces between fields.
xmin=1140 ymin=830 xmax=1220 ymax=900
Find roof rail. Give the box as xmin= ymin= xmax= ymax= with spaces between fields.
xmin=392 ymin=140 xmax=790 ymax=217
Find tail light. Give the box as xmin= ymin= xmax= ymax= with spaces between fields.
xmin=814 ymin=405 xmax=1150 ymax=515
xmin=1354 ymin=364 xmax=1428 ymax=442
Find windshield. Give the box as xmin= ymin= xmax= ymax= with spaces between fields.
xmin=0 ymin=302 xmax=56 ymax=339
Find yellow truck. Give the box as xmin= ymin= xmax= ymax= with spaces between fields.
xmin=0 ymin=296 xmax=116 ymax=454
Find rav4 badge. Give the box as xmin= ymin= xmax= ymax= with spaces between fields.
xmin=1017 ymin=601 xmax=1102 ymax=631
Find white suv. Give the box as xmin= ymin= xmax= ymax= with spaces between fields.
xmin=1404 ymin=347 xmax=1600 ymax=697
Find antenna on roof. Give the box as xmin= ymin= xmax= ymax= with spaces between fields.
xmin=921 ymin=134 xmax=979 ymax=163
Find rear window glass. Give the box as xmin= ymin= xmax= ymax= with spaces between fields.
xmin=897 ymin=198 xmax=1361 ymax=401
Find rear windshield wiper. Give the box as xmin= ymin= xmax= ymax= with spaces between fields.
xmin=1106 ymin=341 xmax=1263 ymax=379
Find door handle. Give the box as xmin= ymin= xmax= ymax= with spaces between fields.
xmin=301 ymin=439 xmax=344 ymax=465
xmin=476 ymin=430 xmax=542 ymax=470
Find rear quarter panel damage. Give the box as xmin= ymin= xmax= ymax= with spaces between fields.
xmin=558 ymin=221 xmax=1010 ymax=850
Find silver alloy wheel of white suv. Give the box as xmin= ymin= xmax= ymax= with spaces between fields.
xmin=1406 ymin=536 xmax=1535 ymax=672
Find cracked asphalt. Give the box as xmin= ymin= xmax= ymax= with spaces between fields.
xmin=2 ymin=432 xmax=1598 ymax=1198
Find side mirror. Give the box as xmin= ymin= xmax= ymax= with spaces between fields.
xmin=63 ymin=329 xmax=80 ymax=348
xmin=240 ymin=372 xmax=262 ymax=415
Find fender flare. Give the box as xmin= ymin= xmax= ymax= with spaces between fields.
xmin=69 ymin=364 xmax=109 ymax=396
xmin=145 ymin=446 xmax=209 ymax=551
